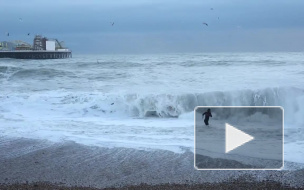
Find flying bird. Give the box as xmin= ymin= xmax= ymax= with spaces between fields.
xmin=19 ymin=18 xmax=23 ymax=22
xmin=6 ymin=32 xmax=9 ymax=36
xmin=202 ymin=22 xmax=208 ymax=26
xmin=210 ymin=8 xmax=214 ymax=10
xmin=27 ymin=33 xmax=30 ymax=35
xmin=111 ymin=22 xmax=114 ymax=26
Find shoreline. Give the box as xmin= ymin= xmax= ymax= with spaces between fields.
xmin=0 ymin=137 xmax=303 ymax=189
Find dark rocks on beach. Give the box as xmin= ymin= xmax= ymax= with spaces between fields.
xmin=0 ymin=180 xmax=298 ymax=190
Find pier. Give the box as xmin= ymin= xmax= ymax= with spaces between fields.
xmin=0 ymin=50 xmax=72 ymax=59
xmin=0 ymin=35 xmax=72 ymax=59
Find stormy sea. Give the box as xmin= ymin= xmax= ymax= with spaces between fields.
xmin=0 ymin=52 xmax=304 ymax=189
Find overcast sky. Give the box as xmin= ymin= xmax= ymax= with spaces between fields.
xmin=1 ymin=0 xmax=304 ymax=53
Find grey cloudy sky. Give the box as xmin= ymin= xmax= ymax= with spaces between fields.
xmin=1 ymin=0 xmax=304 ymax=53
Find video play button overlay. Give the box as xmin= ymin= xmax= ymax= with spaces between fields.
xmin=194 ymin=106 xmax=283 ymax=170
xmin=225 ymin=123 xmax=254 ymax=153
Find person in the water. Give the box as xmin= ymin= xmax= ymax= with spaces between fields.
xmin=202 ymin=109 xmax=212 ymax=126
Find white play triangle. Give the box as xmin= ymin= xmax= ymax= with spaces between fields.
xmin=225 ymin=123 xmax=254 ymax=153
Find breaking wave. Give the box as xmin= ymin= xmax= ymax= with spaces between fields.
xmin=3 ymin=86 xmax=304 ymax=127
xmin=91 ymin=87 xmax=304 ymax=125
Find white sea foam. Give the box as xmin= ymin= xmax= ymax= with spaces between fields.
xmin=0 ymin=52 xmax=304 ymax=166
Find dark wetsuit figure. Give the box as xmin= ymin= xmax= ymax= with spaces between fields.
xmin=203 ymin=109 xmax=212 ymax=125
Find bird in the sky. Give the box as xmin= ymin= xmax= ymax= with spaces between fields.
xmin=111 ymin=22 xmax=114 ymax=26
xmin=202 ymin=22 xmax=208 ymax=26
xmin=210 ymin=8 xmax=214 ymax=10
xmin=27 ymin=33 xmax=30 ymax=35
xmin=19 ymin=18 xmax=23 ymax=22
xmin=6 ymin=32 xmax=9 ymax=36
